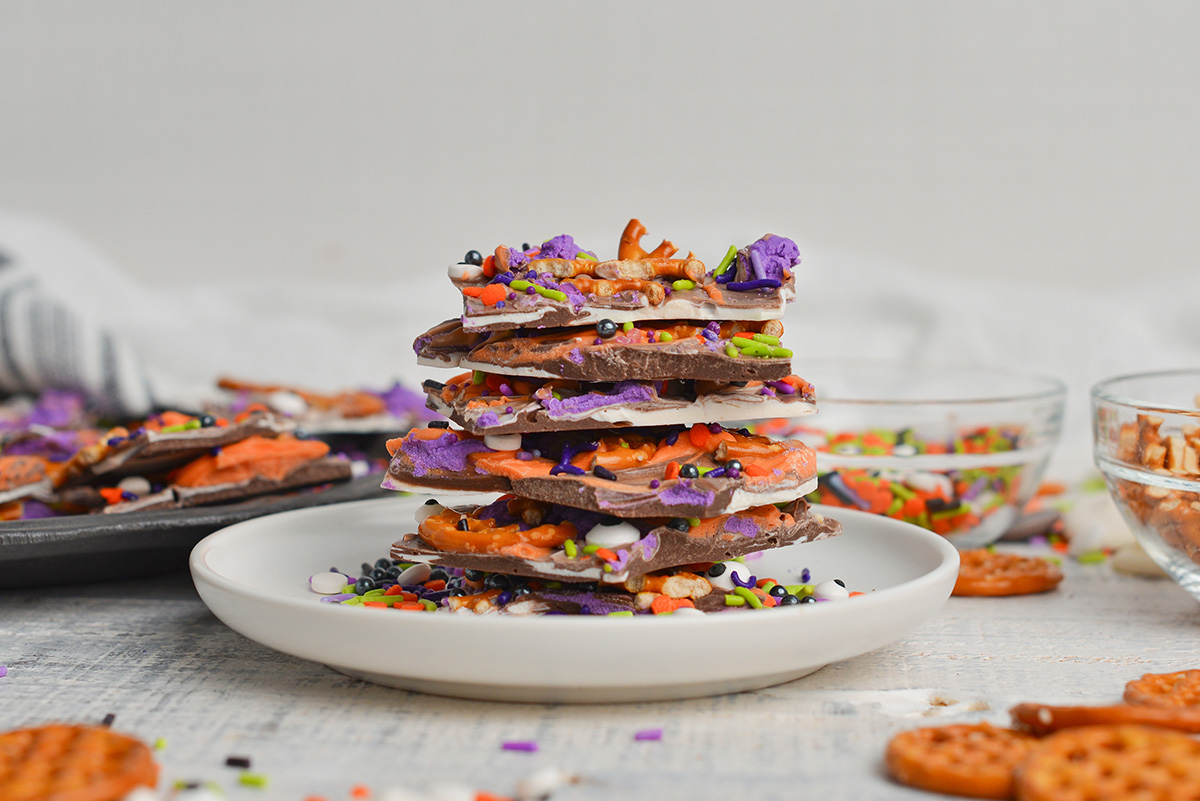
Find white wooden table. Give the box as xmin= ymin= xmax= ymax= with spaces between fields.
xmin=1 ymin=555 xmax=1197 ymax=801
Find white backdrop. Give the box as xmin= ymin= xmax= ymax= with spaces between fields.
xmin=2 ymin=1 xmax=1200 ymax=482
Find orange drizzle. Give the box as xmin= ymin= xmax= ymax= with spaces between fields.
xmin=171 ymin=435 xmax=329 ymax=487
xmin=418 ymin=510 xmax=576 ymax=557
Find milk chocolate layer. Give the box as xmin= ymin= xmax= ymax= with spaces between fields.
xmin=414 ymin=319 xmax=793 ymax=382
xmin=391 ymin=497 xmax=840 ymax=584
xmin=424 ymin=373 xmax=816 ymax=435
xmin=383 ymin=426 xmax=818 ymax=518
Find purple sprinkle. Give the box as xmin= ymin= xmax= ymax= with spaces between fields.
xmin=635 ymin=728 xmax=663 ymax=741
xmin=120 ymin=491 xmax=137 ymax=501
xmin=731 ymin=571 xmax=757 ymax=589
xmin=498 ymin=383 xmax=513 ymax=396
xmin=705 ymin=467 xmax=726 ymax=478
xmin=726 ymin=278 xmax=782 ymax=291
xmin=502 ymin=741 xmax=538 ymax=752
xmin=726 ymin=467 xmax=741 ymax=479
xmin=496 ymin=591 xmax=512 ymax=605
xmin=106 ymin=437 xmax=125 ymax=447
xmin=507 ymin=293 xmax=516 ymax=301
xmin=707 ymin=423 xmax=722 ymax=434
xmin=665 ymin=431 xmax=680 ymax=446
xmin=496 ymin=301 xmax=505 ymax=308
xmin=801 ymin=568 xmax=811 ymax=583
xmin=1029 ymin=535 xmax=1049 ymax=547
xmin=759 ymin=387 xmax=776 ymax=396
xmin=516 ymin=451 xmax=534 ymax=461
xmin=320 ymin=594 xmax=355 ymax=603
xmin=770 ymin=380 xmax=797 ymax=395
xmin=0 ymin=666 xmax=7 ymax=678
xmin=650 ymin=479 xmax=660 ymax=489
xmin=594 ymin=338 xmax=603 ymax=345
xmin=526 ymin=285 xmax=537 ymax=294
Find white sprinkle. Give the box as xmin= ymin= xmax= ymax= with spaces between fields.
xmin=585 ymin=522 xmax=641 ymax=550
xmin=484 ymin=433 xmax=523 ymax=451
xmin=310 ymin=572 xmax=348 ymax=595
xmin=447 ymin=263 xmax=484 ymax=282
xmin=116 ymin=476 xmax=151 ymax=496
xmin=812 ymin=580 xmax=850 ymax=601
xmin=266 ymin=390 xmax=308 ymax=416
xmin=396 ymin=563 xmax=433 ymax=586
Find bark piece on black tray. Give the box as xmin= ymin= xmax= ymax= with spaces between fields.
xmin=414 ymin=319 xmax=793 ymax=383
xmin=391 ymin=496 xmax=840 ymax=584
xmin=424 ymin=372 xmax=816 ymax=435
xmin=382 ymin=424 xmax=818 ymax=519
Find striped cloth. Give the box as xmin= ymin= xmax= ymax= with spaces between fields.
xmin=0 ymin=245 xmax=153 ymax=416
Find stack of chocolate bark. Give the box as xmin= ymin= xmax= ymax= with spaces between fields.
xmin=383 ymin=220 xmax=840 ymax=615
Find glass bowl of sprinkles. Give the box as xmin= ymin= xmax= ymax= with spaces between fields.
xmin=757 ymin=362 xmax=1065 ymax=549
xmin=1092 ymin=369 xmax=1200 ymax=603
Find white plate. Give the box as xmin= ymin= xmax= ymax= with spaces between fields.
xmin=190 ymin=497 xmax=959 ymax=703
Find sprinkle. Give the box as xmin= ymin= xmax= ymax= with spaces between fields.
xmin=801 ymin=568 xmax=811 ymax=582
xmin=724 ymin=594 xmax=746 ymax=606
xmin=686 ymin=518 xmax=700 ymax=528
xmin=595 ymin=547 xmax=619 ymax=562
xmin=733 ymin=586 xmax=764 ymax=608
xmin=658 ymin=332 xmax=673 ymax=342
xmin=154 ymin=737 xmax=168 ymax=751
xmin=671 ymin=279 xmax=695 ymax=291
xmin=712 ymin=244 xmax=737 ymax=275
xmin=563 ymin=539 xmax=578 ymax=558
xmin=725 ymin=343 xmax=739 ymax=358
xmin=0 ymin=666 xmax=7 ymax=679
xmin=582 ymin=544 xmax=601 ymax=554
xmin=635 ymin=728 xmax=663 ymax=741
xmin=472 ymin=371 xmax=486 ymax=385
xmin=649 ymin=479 xmax=660 ymax=488
xmin=608 ymin=610 xmax=634 ymax=617
xmin=350 ymin=785 xmax=371 ymax=799
xmin=1077 ymin=550 xmax=1108 ymax=564
xmin=502 ymin=740 xmax=539 ymax=752
xmin=101 ymin=713 xmax=115 ymax=727
xmin=225 ymin=756 xmax=252 ymax=769
xmin=239 ymin=773 xmax=269 ymax=789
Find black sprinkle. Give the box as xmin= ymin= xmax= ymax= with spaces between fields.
xmin=225 ymin=756 xmax=252 ymax=769
xmin=428 ymin=420 xmax=450 ymax=429
xmin=594 ymin=465 xmax=617 ymax=481
xmin=101 ymin=713 xmax=116 ymax=727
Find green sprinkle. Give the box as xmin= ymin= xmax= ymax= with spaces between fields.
xmin=154 ymin=737 xmax=167 ymax=751
xmin=725 ymin=343 xmax=739 ymax=358
xmin=184 ymin=419 xmax=202 ymax=430
xmin=751 ymin=333 xmax=780 ymax=345
xmin=341 ymin=583 xmax=355 ymax=593
xmin=734 ymin=586 xmax=763 ymax=608
xmin=1077 ymin=550 xmax=1108 ymax=564
xmin=563 ymin=539 xmax=578 ymax=558
xmin=363 ymin=588 xmax=385 ymax=597
xmin=785 ymin=584 xmax=814 ymax=596
xmin=672 ymin=279 xmax=695 ymax=291
xmin=419 ymin=599 xmax=437 ymax=611
xmin=539 ymin=288 xmax=567 ymax=302
xmin=603 ymin=564 xmax=613 ymax=573
xmin=886 ymin=497 xmax=904 ymax=516
xmin=736 ymin=342 xmax=770 ymax=357
xmin=713 ymin=245 xmax=737 ymax=275
xmin=760 ymin=580 xmax=778 ymax=593
xmin=576 ymin=252 xmax=598 ymax=261
xmin=766 ymin=346 xmax=793 ymax=358
xmin=724 ymin=594 xmax=746 ymax=606
xmin=1081 ymin=475 xmax=1108 ymax=493
xmin=582 ymin=545 xmax=601 ymax=554
xmin=509 ymin=279 xmax=531 ymax=291
xmin=658 ymin=332 xmax=673 ymax=342
xmin=889 ymin=483 xmax=915 ymax=500
xmin=686 ymin=518 xmax=700 ymax=528
xmin=551 ymin=391 xmax=562 ymax=400
xmin=608 ymin=610 xmax=634 ymax=616
xmin=623 ymin=321 xmax=634 ymax=332
xmin=160 ymin=424 xmax=187 ymax=434
xmin=238 ymin=773 xmax=269 ymax=789
xmin=472 ymin=371 xmax=486 ymax=385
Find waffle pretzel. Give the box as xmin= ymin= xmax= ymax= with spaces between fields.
xmin=884 ymin=722 xmax=1038 ymax=799
xmin=1013 ymin=725 xmax=1200 ymax=801
xmin=0 ymin=724 xmax=157 ymax=801
xmin=952 ymin=550 xmax=1063 ymax=597
xmin=1125 ymin=669 xmax=1200 ymax=708
xmin=1011 ymin=702 xmax=1200 ymax=735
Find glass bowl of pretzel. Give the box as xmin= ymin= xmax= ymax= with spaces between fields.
xmin=758 ymin=362 xmax=1066 ymax=549
xmin=1093 ymin=369 xmax=1200 ymax=601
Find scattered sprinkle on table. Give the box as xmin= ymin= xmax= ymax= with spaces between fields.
xmin=225 ymin=755 xmax=252 ymax=769
xmin=100 ymin=713 xmax=116 ymax=727
xmin=238 ymin=773 xmax=269 ymax=789
xmin=349 ymin=784 xmax=371 ymax=798
xmin=502 ymin=740 xmax=539 ymax=752
xmin=0 ymin=665 xmax=7 ymax=678
xmin=154 ymin=737 xmax=167 ymax=751
xmin=634 ymin=728 xmax=663 ymax=741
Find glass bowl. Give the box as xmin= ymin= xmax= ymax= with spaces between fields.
xmin=1092 ymin=369 xmax=1200 ymax=602
xmin=758 ymin=363 xmax=1066 ymax=549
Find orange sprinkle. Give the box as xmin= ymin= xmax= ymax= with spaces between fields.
xmin=703 ymin=284 xmax=723 ymax=302
xmin=481 ymin=255 xmax=496 ymax=277
xmin=480 ymin=283 xmax=507 ymax=306
xmin=215 ymin=417 xmax=229 ymax=427
xmin=664 ymin=462 xmax=681 ymax=480
xmin=651 ymin=596 xmax=695 ymax=614
xmin=304 ymin=796 xmax=330 ymax=801
xmin=594 ymin=547 xmax=618 ymax=562
xmin=350 ymin=785 xmax=372 ymax=799
xmin=849 ymin=591 xmax=865 ymax=597
xmin=461 ymin=286 xmax=485 ymax=298
xmin=475 ymin=793 xmax=513 ymax=801
xmin=1052 ymin=541 xmax=1069 ymax=553
xmin=99 ymin=487 xmax=125 ymax=505
xmin=732 ymin=332 xmax=754 ymax=340
xmin=383 ymin=585 xmax=406 ymax=596
xmin=743 ymin=464 xmax=769 ymax=477
xmin=1037 ymin=481 xmax=1067 ymax=496
xmin=423 ymin=579 xmax=447 ymax=591
xmin=362 ymin=601 xmax=387 ymax=609
xmin=688 ymin=423 xmax=710 ymax=449
xmin=396 ymin=602 xmax=425 ymax=611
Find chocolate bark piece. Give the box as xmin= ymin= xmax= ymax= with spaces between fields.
xmin=414 ymin=319 xmax=793 ymax=382
xmin=390 ymin=498 xmax=840 ymax=584
xmin=382 ymin=426 xmax=818 ymax=518
xmin=171 ymin=456 xmax=353 ymax=508
xmin=54 ymin=412 xmax=294 ymax=486
xmin=499 ymin=587 xmax=641 ymax=616
xmin=454 ymin=264 xmax=793 ymax=332
xmin=0 ymin=455 xmax=53 ymax=504
xmin=424 ymin=373 xmax=816 ymax=435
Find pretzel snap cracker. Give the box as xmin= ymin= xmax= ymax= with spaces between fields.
xmin=885 ymin=722 xmax=1038 ymax=799
xmin=1013 ymin=725 xmax=1200 ymax=801
xmin=0 ymin=724 xmax=158 ymax=801
xmin=952 ymin=549 xmax=1063 ymax=597
xmin=1125 ymin=669 xmax=1200 ymax=708
xmin=1010 ymin=702 xmax=1200 ymax=735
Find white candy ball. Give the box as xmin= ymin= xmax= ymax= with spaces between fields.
xmin=706 ymin=560 xmax=754 ymax=591
xmin=310 ymin=572 xmax=349 ymax=594
xmin=484 ymin=433 xmax=523 ymax=451
xmin=670 ymin=607 xmax=707 ymax=617
xmin=396 ymin=563 xmax=433 ymax=586
xmin=812 ymin=579 xmax=850 ymax=601
xmin=893 ymin=443 xmax=918 ymax=457
xmin=447 ymin=263 xmax=485 ymax=281
xmin=585 ymin=522 xmax=641 ymax=549
xmin=266 ymin=390 xmax=308 ymax=417
xmin=116 ymin=476 xmax=151 ymax=497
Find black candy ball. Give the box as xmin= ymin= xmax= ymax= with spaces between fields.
xmin=666 ymin=518 xmax=690 ymax=532
xmin=768 ymin=584 xmax=788 ymax=598
xmin=464 ymin=250 xmax=483 ymax=265
xmin=679 ymin=463 xmax=700 ymax=479
xmin=596 ymin=319 xmax=618 ymax=338
xmin=354 ymin=577 xmax=376 ymax=595
xmin=780 ymin=594 xmax=800 ymax=605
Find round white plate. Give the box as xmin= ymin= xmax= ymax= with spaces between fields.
xmin=190 ymin=497 xmax=959 ymax=703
